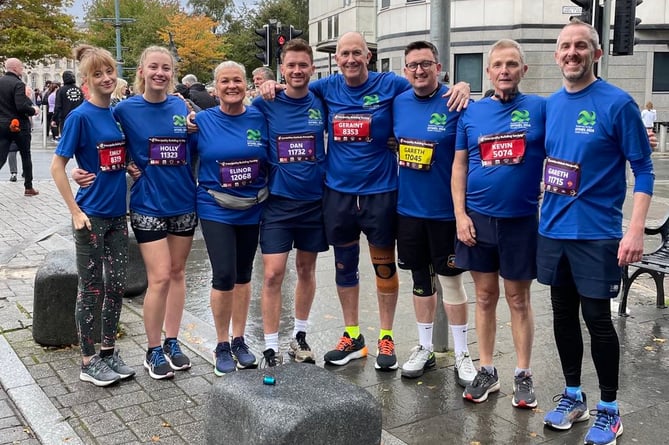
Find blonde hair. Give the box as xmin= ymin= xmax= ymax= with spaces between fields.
xmin=214 ymin=60 xmax=247 ymax=80
xmin=112 ymin=78 xmax=128 ymax=102
xmin=73 ymin=44 xmax=117 ymax=84
xmin=646 ymin=101 xmax=654 ymax=110
xmin=133 ymin=46 xmax=176 ymax=94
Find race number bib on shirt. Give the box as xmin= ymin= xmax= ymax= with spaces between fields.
xmin=478 ymin=132 xmax=526 ymax=167
xmin=398 ymin=138 xmax=436 ymax=171
xmin=218 ymin=159 xmax=259 ymax=188
xmin=332 ymin=114 xmax=372 ymax=142
xmin=277 ymin=134 xmax=316 ymax=163
xmin=148 ymin=137 xmax=187 ymax=166
xmin=97 ymin=140 xmax=126 ymax=172
xmin=543 ymin=157 xmax=580 ymax=197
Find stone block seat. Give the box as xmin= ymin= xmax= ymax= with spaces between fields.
xmin=207 ymin=363 xmax=382 ymax=445
xmin=32 ymin=233 xmax=147 ymax=346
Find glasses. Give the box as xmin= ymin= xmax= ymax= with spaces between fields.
xmin=405 ymin=60 xmax=437 ymax=71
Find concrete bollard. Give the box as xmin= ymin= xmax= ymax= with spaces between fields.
xmin=207 ymin=363 xmax=382 ymax=445
xmin=33 ymin=249 xmax=100 ymax=346
xmin=32 ymin=233 xmax=147 ymax=346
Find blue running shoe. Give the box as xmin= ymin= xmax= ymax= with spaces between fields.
xmin=584 ymin=403 xmax=623 ymax=445
xmin=214 ymin=342 xmax=236 ymax=376
xmin=163 ymin=338 xmax=191 ymax=371
xmin=231 ymin=336 xmax=258 ymax=369
xmin=544 ymin=391 xmax=589 ymax=430
xmin=143 ymin=346 xmax=174 ymax=380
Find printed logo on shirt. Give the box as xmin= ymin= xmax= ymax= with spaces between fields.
xmin=427 ymin=113 xmax=447 ymax=133
xmin=362 ymin=94 xmax=380 ymax=108
xmin=575 ymin=110 xmax=596 ymax=135
xmin=172 ymin=114 xmax=187 ymax=135
xmin=307 ymin=108 xmax=323 ymax=126
xmin=66 ymin=89 xmax=82 ymax=103
xmin=246 ymin=129 xmax=263 ymax=147
xmin=510 ymin=109 xmax=531 ymax=130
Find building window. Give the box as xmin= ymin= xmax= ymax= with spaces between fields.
xmin=318 ymin=20 xmax=322 ymax=42
xmin=653 ymin=52 xmax=669 ymax=92
xmin=406 ymin=0 xmax=425 ymax=3
xmin=327 ymin=15 xmax=339 ymax=39
xmin=454 ymin=53 xmax=483 ymax=93
xmin=381 ymin=58 xmax=390 ymax=72
xmin=381 ymin=0 xmax=390 ymax=9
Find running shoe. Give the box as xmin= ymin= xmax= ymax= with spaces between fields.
xmin=144 ymin=346 xmax=175 ymax=380
xmin=80 ymin=355 xmax=121 ymax=387
xmin=543 ymin=391 xmax=589 ymax=430
xmin=401 ymin=345 xmax=435 ymax=378
xmin=584 ymin=403 xmax=623 ymax=445
xmin=214 ymin=342 xmax=236 ymax=376
xmin=231 ymin=336 xmax=258 ymax=369
xmin=462 ymin=367 xmax=500 ymax=403
xmin=512 ymin=371 xmax=537 ymax=408
xmin=101 ymin=349 xmax=135 ymax=380
xmin=454 ymin=352 xmax=477 ymax=387
xmin=260 ymin=348 xmax=283 ymax=368
xmin=288 ymin=331 xmax=316 ymax=363
xmin=375 ymin=335 xmax=398 ymax=371
xmin=163 ymin=338 xmax=191 ymax=370
xmin=323 ymin=332 xmax=368 ymax=366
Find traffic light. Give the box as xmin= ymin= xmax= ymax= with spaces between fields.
xmin=254 ymin=24 xmax=271 ymax=66
xmin=276 ymin=33 xmax=287 ymax=59
xmin=569 ymin=0 xmax=593 ymax=23
xmin=289 ymin=25 xmax=303 ymax=40
xmin=613 ymin=0 xmax=643 ymax=56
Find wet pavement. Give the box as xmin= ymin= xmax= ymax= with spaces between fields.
xmin=1 ymin=126 xmax=669 ymax=444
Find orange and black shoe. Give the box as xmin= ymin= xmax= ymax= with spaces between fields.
xmin=375 ymin=335 xmax=398 ymax=371
xmin=323 ymin=332 xmax=368 ymax=366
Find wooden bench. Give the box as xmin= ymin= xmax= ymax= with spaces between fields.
xmin=619 ymin=213 xmax=669 ymax=316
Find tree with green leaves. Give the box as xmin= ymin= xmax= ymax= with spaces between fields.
xmin=188 ymin=0 xmax=234 ymax=27
xmin=221 ymin=0 xmax=309 ymax=74
xmin=0 ymin=0 xmax=82 ymax=65
xmin=84 ymin=0 xmax=181 ymax=78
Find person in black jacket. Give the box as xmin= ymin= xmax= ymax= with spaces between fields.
xmin=53 ymin=70 xmax=83 ymax=134
xmin=181 ymin=74 xmax=217 ymax=109
xmin=0 ymin=58 xmax=40 ymax=196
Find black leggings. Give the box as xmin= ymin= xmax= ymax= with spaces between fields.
xmin=551 ymin=282 xmax=619 ymax=402
xmin=200 ymin=219 xmax=259 ymax=291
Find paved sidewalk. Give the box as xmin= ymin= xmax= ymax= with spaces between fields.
xmin=1 ymin=137 xmax=669 ymax=444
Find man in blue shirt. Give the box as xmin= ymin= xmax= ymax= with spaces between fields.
xmin=540 ymin=20 xmax=653 ymax=445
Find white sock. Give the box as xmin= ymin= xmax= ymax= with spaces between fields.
xmin=293 ymin=318 xmax=308 ymax=338
xmin=450 ymin=323 xmax=468 ymax=355
xmin=417 ymin=322 xmax=433 ymax=351
xmin=264 ymin=332 xmax=279 ymax=352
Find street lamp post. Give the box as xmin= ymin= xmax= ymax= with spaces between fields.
xmin=100 ymin=0 xmax=135 ymax=79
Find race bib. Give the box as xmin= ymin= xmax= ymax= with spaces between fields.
xmin=398 ymin=138 xmax=436 ymax=171
xmin=218 ymin=159 xmax=260 ymax=188
xmin=478 ymin=132 xmax=526 ymax=167
xmin=277 ymin=134 xmax=316 ymax=163
xmin=544 ymin=157 xmax=581 ymax=197
xmin=148 ymin=137 xmax=187 ymax=166
xmin=332 ymin=114 xmax=372 ymax=142
xmin=97 ymin=140 xmax=126 ymax=172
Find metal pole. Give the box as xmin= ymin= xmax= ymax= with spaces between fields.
xmin=114 ymin=0 xmax=123 ymax=79
xmin=429 ymin=0 xmax=451 ymax=352
xmin=430 ymin=0 xmax=451 ymax=82
xmin=599 ymin=0 xmax=612 ymax=79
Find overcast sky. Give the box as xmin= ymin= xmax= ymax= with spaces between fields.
xmin=66 ymin=0 xmax=256 ymax=21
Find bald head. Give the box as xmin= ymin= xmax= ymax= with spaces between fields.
xmin=334 ymin=32 xmax=372 ymax=87
xmin=336 ymin=32 xmax=369 ymax=54
xmin=4 ymin=58 xmax=24 ymax=76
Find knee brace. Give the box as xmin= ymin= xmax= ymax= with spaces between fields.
xmin=334 ymin=244 xmax=360 ymax=287
xmin=369 ymin=245 xmax=399 ymax=294
xmin=438 ymin=274 xmax=468 ymax=305
xmin=411 ymin=266 xmax=436 ymax=297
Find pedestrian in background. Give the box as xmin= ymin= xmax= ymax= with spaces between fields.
xmin=51 ymin=44 xmax=135 ymax=387
xmin=641 ymin=101 xmax=657 ymax=130
xmin=53 ymin=70 xmax=84 ymax=134
xmin=45 ymin=82 xmax=60 ymax=141
xmin=0 ymin=57 xmax=40 ymax=196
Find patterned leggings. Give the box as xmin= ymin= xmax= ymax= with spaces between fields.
xmin=74 ymin=216 xmax=128 ymax=357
